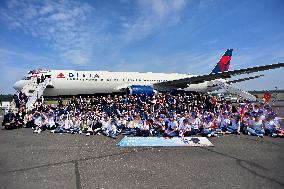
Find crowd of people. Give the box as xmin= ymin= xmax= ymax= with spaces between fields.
xmin=2 ymin=92 xmax=284 ymax=139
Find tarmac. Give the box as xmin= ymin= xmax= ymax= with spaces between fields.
xmin=0 ymin=107 xmax=283 ymax=189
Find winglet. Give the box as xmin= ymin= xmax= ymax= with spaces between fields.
xmin=211 ymin=49 xmax=233 ymax=74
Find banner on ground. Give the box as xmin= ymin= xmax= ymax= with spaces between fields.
xmin=117 ymin=136 xmax=214 ymax=147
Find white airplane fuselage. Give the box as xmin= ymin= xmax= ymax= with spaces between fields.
xmin=13 ymin=70 xmax=220 ymax=96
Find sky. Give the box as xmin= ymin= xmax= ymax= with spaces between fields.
xmin=0 ymin=0 xmax=284 ymax=94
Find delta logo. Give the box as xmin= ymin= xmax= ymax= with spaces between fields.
xmin=57 ymin=73 xmax=65 ymax=78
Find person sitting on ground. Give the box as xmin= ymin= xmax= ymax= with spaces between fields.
xmin=122 ymin=116 xmax=136 ymax=135
xmin=247 ymin=114 xmax=265 ymax=138
xmin=90 ymin=116 xmax=103 ymax=135
xmin=164 ymin=115 xmax=178 ymax=137
xmin=189 ymin=112 xmax=201 ymax=135
xmin=136 ymin=118 xmax=150 ymax=137
xmin=69 ymin=113 xmax=81 ymax=134
xmin=16 ymin=108 xmax=25 ymax=128
xmin=179 ymin=118 xmax=191 ymax=137
xmin=23 ymin=111 xmax=34 ymax=128
xmin=201 ymin=117 xmax=217 ymax=137
xmin=46 ymin=110 xmax=56 ymax=130
xmin=265 ymin=113 xmax=284 ymax=138
xmin=33 ymin=111 xmax=47 ymax=133
xmin=2 ymin=109 xmax=18 ymax=130
xmin=242 ymin=112 xmax=253 ymax=134
xmin=102 ymin=118 xmax=118 ymax=138
xmin=219 ymin=112 xmax=231 ymax=132
xmin=80 ymin=114 xmax=90 ymax=133
xmin=53 ymin=114 xmax=69 ymax=133
xmin=150 ymin=115 xmax=165 ymax=136
xmin=226 ymin=114 xmax=240 ymax=134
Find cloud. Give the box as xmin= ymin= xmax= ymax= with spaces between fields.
xmin=120 ymin=0 xmax=187 ymax=42
xmin=102 ymin=49 xmax=220 ymax=75
xmin=0 ymin=0 xmax=94 ymax=65
xmin=0 ymin=48 xmax=55 ymax=68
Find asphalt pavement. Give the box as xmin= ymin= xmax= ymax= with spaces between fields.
xmin=0 ymin=110 xmax=283 ymax=189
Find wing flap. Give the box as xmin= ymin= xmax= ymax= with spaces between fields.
xmin=227 ymin=75 xmax=264 ymax=84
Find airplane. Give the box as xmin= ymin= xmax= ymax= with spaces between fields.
xmin=13 ymin=49 xmax=284 ymax=101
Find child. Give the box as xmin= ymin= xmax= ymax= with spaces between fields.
xmin=179 ymin=118 xmax=191 ymax=137
xmin=226 ymin=114 xmax=240 ymax=134
xmin=201 ymin=117 xmax=216 ymax=137
xmin=247 ymin=114 xmax=265 ymax=137
xmin=189 ymin=112 xmax=201 ymax=135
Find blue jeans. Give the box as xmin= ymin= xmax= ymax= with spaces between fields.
xmin=201 ymin=129 xmax=215 ymax=137
xmin=227 ymin=126 xmax=238 ymax=134
xmin=265 ymin=128 xmax=277 ymax=135
xmin=191 ymin=129 xmax=199 ymax=135
xmin=53 ymin=127 xmax=66 ymax=133
xmin=247 ymin=128 xmax=264 ymax=136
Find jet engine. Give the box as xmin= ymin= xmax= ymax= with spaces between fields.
xmin=127 ymin=85 xmax=157 ymax=96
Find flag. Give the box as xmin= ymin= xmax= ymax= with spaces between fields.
xmin=263 ymin=92 xmax=271 ymax=102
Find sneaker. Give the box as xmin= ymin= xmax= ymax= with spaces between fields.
xmin=271 ymin=133 xmax=277 ymax=138
xmin=96 ymin=133 xmax=101 ymax=135
xmin=50 ymin=130 xmax=55 ymax=133
xmin=257 ymin=134 xmax=263 ymax=138
xmin=248 ymin=132 xmax=251 ymax=136
xmin=207 ymin=134 xmax=212 ymax=138
xmin=37 ymin=129 xmax=41 ymax=133
xmin=86 ymin=133 xmax=90 ymax=136
xmin=110 ymin=135 xmax=117 ymax=139
xmin=33 ymin=129 xmax=38 ymax=133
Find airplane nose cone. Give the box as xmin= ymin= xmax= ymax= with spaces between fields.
xmin=13 ymin=80 xmax=25 ymax=91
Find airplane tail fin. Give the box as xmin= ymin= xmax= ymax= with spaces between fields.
xmin=210 ymin=49 xmax=233 ymax=74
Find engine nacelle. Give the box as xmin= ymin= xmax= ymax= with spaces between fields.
xmin=128 ymin=85 xmax=157 ymax=96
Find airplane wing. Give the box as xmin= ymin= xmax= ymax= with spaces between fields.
xmin=153 ymin=62 xmax=284 ymax=89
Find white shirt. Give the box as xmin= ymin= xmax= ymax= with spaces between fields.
xmin=220 ymin=118 xmax=230 ymax=128
xmin=203 ymin=121 xmax=213 ymax=129
xmin=190 ymin=118 xmax=201 ymax=129
xmin=252 ymin=120 xmax=263 ymax=130
xmin=264 ymin=120 xmax=276 ymax=129
xmin=34 ymin=116 xmax=42 ymax=126
xmin=48 ymin=116 xmax=55 ymax=126
xmin=168 ymin=121 xmax=178 ymax=130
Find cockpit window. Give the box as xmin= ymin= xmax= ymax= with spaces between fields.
xmin=23 ymin=77 xmax=31 ymax=80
